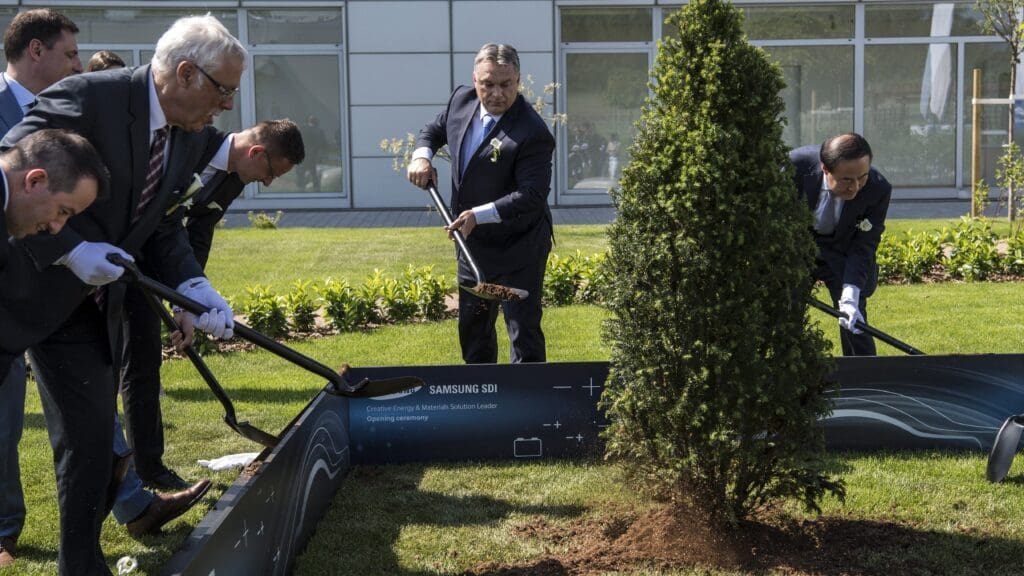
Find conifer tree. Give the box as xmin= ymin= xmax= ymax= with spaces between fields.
xmin=601 ymin=0 xmax=844 ymax=521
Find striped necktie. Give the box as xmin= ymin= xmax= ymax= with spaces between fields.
xmin=132 ymin=127 xmax=168 ymax=224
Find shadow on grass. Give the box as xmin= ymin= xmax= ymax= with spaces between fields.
xmin=297 ymin=464 xmax=586 ymax=576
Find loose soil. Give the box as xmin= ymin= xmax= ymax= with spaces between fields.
xmin=462 ymin=502 xmax=966 ymax=576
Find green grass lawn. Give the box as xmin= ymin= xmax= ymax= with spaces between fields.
xmin=11 ymin=219 xmax=1024 ymax=575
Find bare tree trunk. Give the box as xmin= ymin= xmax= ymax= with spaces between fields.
xmin=1010 ymin=58 xmax=1018 ymax=221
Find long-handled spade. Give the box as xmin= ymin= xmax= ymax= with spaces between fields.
xmin=110 ymin=254 xmax=424 ymax=400
xmin=808 ymin=298 xmax=925 ymax=356
xmin=425 ymin=184 xmax=528 ymax=302
xmin=988 ymin=416 xmax=1024 ymax=483
xmin=142 ymin=290 xmax=279 ymax=448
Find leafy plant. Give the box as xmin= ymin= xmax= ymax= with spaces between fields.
xmin=544 ymin=252 xmax=584 ymax=306
xmin=360 ymin=270 xmax=388 ymax=324
xmin=877 ymin=230 xmax=942 ymax=283
xmin=284 ymin=280 xmax=318 ymax=333
xmin=380 ymin=277 xmax=419 ymax=323
xmin=402 ymin=265 xmax=451 ymax=321
xmin=318 ymin=278 xmax=371 ymax=332
xmin=241 ymin=284 xmax=288 ymax=337
xmin=247 ymin=210 xmax=284 ymax=229
xmin=600 ymin=0 xmax=842 ymax=523
xmin=576 ymin=251 xmax=609 ymax=304
xmin=939 ymin=217 xmax=1001 ymax=281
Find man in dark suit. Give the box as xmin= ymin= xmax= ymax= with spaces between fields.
xmin=0 ymin=9 xmax=81 ymax=567
xmin=407 ymin=43 xmax=555 ymax=364
xmin=791 ymin=133 xmax=892 ymax=356
xmin=1 ymin=15 xmax=244 ymax=575
xmin=1 ymin=128 xmax=107 ymax=369
xmin=119 ymin=119 xmax=304 ymax=491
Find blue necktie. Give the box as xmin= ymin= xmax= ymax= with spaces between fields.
xmin=816 ymin=190 xmax=837 ymax=235
xmin=462 ymin=114 xmax=495 ymax=174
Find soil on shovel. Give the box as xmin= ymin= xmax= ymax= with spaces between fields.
xmin=462 ymin=501 xmax=969 ymax=576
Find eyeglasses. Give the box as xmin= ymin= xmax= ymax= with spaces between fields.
xmin=193 ymin=62 xmax=239 ymax=101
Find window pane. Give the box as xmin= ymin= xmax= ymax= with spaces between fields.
xmin=248 ymin=10 xmax=343 ymax=45
xmin=742 ymin=6 xmax=854 ymax=40
xmin=254 ymin=55 xmax=342 ymax=195
xmin=62 ymin=9 xmax=237 ymax=44
xmin=963 ymin=43 xmax=1023 ymax=192
xmin=866 ymin=3 xmax=986 ymax=38
xmin=565 ymin=53 xmax=647 ymax=191
xmin=864 ymin=44 xmax=957 ymax=187
xmin=561 ymin=8 xmax=651 ymax=43
xmin=762 ymin=46 xmax=854 ymax=148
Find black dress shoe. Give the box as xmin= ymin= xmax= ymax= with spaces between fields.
xmin=127 ymin=479 xmax=212 ymax=537
xmin=105 ymin=450 xmax=134 ymax=515
xmin=140 ymin=466 xmax=190 ymax=491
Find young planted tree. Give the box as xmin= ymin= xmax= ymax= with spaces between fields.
xmin=601 ymin=0 xmax=843 ymax=523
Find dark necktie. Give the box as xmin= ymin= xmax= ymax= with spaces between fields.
xmin=816 ymin=190 xmax=837 ymax=235
xmin=132 ymin=127 xmax=168 ymax=224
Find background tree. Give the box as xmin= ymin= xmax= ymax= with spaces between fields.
xmin=601 ymin=0 xmax=843 ymax=523
xmin=976 ymin=0 xmax=1024 ymax=221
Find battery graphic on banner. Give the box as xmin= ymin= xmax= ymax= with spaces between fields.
xmin=514 ymin=437 xmax=542 ymax=458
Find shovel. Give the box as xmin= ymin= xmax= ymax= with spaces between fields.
xmin=109 ymin=254 xmax=424 ymax=399
xmin=808 ymin=298 xmax=925 ymax=356
xmin=425 ymin=184 xmax=528 ymax=301
xmin=142 ymin=291 xmax=279 ymax=448
xmin=987 ymin=416 xmax=1024 ymax=482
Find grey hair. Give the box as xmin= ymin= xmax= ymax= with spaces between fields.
xmin=151 ymin=15 xmax=247 ymax=79
xmin=473 ymin=43 xmax=520 ymax=73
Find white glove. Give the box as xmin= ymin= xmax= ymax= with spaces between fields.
xmin=198 ymin=452 xmax=260 ymax=471
xmin=837 ymin=284 xmax=864 ymax=335
xmin=58 ymin=242 xmax=134 ymax=286
xmin=176 ymin=277 xmax=234 ymax=339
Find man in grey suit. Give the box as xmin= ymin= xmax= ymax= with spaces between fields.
xmin=791 ymin=133 xmax=892 ymax=356
xmin=1 ymin=15 xmax=243 ymax=575
xmin=0 ymin=8 xmax=81 ymax=567
xmin=408 ymin=43 xmax=555 ymax=364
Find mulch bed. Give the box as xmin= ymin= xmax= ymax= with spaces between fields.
xmin=462 ymin=502 xmax=971 ymax=576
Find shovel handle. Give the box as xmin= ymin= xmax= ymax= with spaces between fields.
xmin=109 ymin=254 xmax=349 ymax=388
xmin=425 ymin=184 xmax=486 ymax=287
xmin=808 ymin=298 xmax=925 ymax=356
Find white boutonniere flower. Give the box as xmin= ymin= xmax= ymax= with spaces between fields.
xmin=166 ymin=173 xmax=205 ymax=215
xmin=856 ymin=218 xmax=873 ymax=232
xmin=489 ymin=137 xmax=502 ymax=163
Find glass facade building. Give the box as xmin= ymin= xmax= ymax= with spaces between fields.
xmin=0 ymin=1 xmax=1014 ymax=209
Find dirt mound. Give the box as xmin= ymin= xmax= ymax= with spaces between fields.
xmin=463 ymin=503 xmax=959 ymax=576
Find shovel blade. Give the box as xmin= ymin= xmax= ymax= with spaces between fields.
xmin=987 ymin=416 xmax=1024 ymax=482
xmin=463 ymin=282 xmax=529 ymax=302
xmin=333 ymin=376 xmax=424 ymax=398
xmin=225 ymin=416 xmax=279 ymax=448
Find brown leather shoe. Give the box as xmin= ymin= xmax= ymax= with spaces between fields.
xmin=126 ymin=479 xmax=211 ymax=538
xmin=0 ymin=536 xmax=16 ymax=567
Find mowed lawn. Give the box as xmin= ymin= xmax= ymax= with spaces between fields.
xmin=10 ymin=220 xmax=1024 ymax=575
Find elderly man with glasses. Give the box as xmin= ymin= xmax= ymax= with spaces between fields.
xmin=0 ymin=15 xmax=244 ymax=575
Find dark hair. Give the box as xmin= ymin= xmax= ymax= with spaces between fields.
xmin=474 ymin=43 xmax=520 ymax=73
xmin=1 ymin=129 xmax=110 ymax=200
xmin=820 ymin=133 xmax=872 ymax=173
xmin=252 ymin=119 xmax=305 ymax=165
xmin=86 ymin=50 xmax=125 ymax=72
xmin=4 ymin=9 xmax=79 ymax=63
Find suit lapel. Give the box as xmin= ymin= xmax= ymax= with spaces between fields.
xmin=462 ymin=95 xmax=522 ymax=182
xmin=453 ymin=101 xmax=478 ymax=185
xmin=0 ymin=76 xmax=24 ymax=134
xmin=804 ymin=167 xmax=823 ymax=212
xmin=127 ymin=65 xmax=152 ymax=221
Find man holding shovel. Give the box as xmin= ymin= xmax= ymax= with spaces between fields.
xmin=407 ymin=43 xmax=555 ymax=364
xmin=791 ymin=133 xmax=892 ymax=356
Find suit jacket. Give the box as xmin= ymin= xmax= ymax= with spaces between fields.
xmin=0 ymin=74 xmax=24 ymax=138
xmin=790 ymin=145 xmax=892 ymax=294
xmin=416 ymin=86 xmax=555 ymax=276
xmin=157 ymin=128 xmax=244 ymax=270
xmin=0 ymin=64 xmax=208 ymax=361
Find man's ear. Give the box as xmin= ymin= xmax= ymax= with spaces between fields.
xmin=248 ymin=144 xmax=265 ymax=159
xmin=28 ymin=38 xmax=44 ymax=62
xmin=175 ymin=60 xmax=193 ymax=86
xmin=23 ymin=168 xmax=49 ymax=194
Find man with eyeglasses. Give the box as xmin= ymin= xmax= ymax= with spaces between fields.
xmin=117 ymin=120 xmax=304 ymax=500
xmin=0 ymin=15 xmax=245 ymax=575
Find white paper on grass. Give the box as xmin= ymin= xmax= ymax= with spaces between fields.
xmin=197 ymin=452 xmax=260 ymax=471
